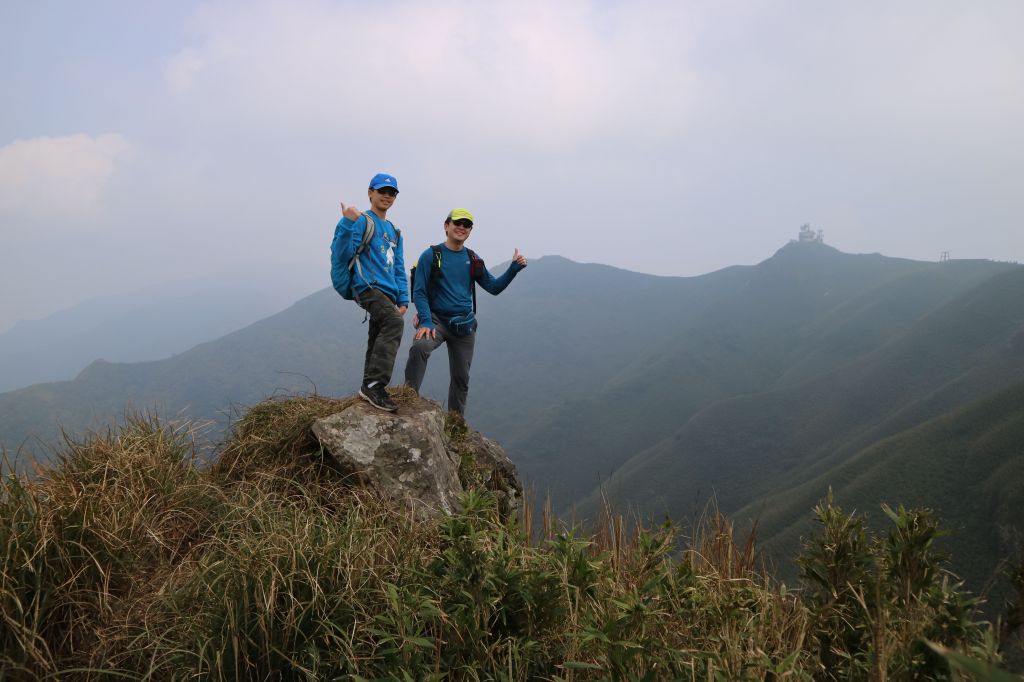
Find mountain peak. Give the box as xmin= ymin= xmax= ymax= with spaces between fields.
xmin=772 ymin=239 xmax=843 ymax=260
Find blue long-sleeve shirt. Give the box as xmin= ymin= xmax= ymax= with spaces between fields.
xmin=412 ymin=244 xmax=524 ymax=329
xmin=334 ymin=212 xmax=409 ymax=307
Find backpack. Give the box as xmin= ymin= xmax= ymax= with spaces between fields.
xmin=330 ymin=212 xmax=400 ymax=300
xmin=410 ymin=244 xmax=485 ymax=312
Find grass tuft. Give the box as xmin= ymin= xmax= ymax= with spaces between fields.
xmin=213 ymin=394 xmax=355 ymax=483
xmin=0 ymin=398 xmax=1017 ymax=679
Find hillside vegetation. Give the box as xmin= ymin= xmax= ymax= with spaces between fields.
xmin=749 ymin=378 xmax=1024 ymax=594
xmin=3 ymin=245 xmax=1023 ymax=606
xmin=2 ymin=399 xmax=1023 ymax=679
xmin=583 ymin=268 xmax=1024 ymax=597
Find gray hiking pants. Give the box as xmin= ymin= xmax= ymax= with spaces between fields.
xmin=404 ymin=317 xmax=476 ymax=415
xmin=355 ymin=287 xmax=404 ymax=388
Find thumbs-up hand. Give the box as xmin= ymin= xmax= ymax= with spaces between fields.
xmin=513 ymin=248 xmax=528 ymax=267
xmin=340 ymin=201 xmax=362 ymax=222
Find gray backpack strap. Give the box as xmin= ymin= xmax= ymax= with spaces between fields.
xmin=349 ymin=212 xmax=376 ymax=292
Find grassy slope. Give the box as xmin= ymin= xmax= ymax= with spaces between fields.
xmin=510 ymin=244 xmax=943 ymax=502
xmin=582 ymin=267 xmax=1024 ymax=519
xmin=749 ymin=378 xmax=1024 ymax=592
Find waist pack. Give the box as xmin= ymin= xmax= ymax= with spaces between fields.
xmin=445 ymin=311 xmax=477 ymax=337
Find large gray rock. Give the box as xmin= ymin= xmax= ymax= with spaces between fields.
xmin=459 ymin=430 xmax=523 ymax=517
xmin=311 ymin=395 xmax=520 ymax=520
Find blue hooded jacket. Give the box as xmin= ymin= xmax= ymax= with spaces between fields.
xmin=331 ymin=213 xmax=409 ymax=307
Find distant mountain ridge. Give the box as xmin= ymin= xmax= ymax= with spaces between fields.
xmin=583 ymin=264 xmax=1024 ymax=519
xmin=0 ymin=272 xmax=317 ymax=392
xmin=1 ymin=245 xmax=1022 ymax=595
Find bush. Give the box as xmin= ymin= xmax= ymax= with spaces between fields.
xmin=798 ymin=491 xmax=998 ymax=680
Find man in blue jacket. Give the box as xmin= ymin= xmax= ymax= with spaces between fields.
xmin=404 ymin=208 xmax=527 ymax=415
xmin=336 ymin=173 xmax=409 ymax=412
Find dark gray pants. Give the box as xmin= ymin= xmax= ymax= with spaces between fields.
xmin=404 ymin=318 xmax=476 ymax=415
xmin=355 ymin=288 xmax=404 ymax=388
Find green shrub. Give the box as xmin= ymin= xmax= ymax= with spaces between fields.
xmin=799 ymin=491 xmax=998 ymax=680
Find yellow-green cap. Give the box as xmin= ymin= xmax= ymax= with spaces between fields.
xmin=447 ymin=208 xmax=475 ymax=223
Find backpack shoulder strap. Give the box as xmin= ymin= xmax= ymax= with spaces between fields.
xmin=466 ymin=248 xmax=483 ymax=277
xmin=356 ymin=212 xmax=376 ymax=255
xmin=348 ymin=213 xmax=377 ymax=289
xmin=381 ymin=216 xmax=400 ymax=242
xmin=465 ymin=248 xmax=482 ymax=313
xmin=428 ymin=244 xmax=444 ymax=289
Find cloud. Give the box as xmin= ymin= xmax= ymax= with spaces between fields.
xmin=165 ymin=47 xmax=204 ymax=94
xmin=0 ymin=134 xmax=131 ymax=222
xmin=162 ymin=0 xmax=704 ymax=150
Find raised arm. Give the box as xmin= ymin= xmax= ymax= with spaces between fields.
xmin=478 ymin=248 xmax=527 ymax=295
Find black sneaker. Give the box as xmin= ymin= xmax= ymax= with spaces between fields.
xmin=359 ymin=384 xmax=397 ymax=412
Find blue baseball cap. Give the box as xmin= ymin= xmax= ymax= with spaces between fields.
xmin=369 ymin=173 xmax=399 ymax=193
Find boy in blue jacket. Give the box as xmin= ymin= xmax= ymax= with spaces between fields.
xmin=336 ymin=173 xmax=409 ymax=411
xmin=404 ymin=208 xmax=527 ymax=415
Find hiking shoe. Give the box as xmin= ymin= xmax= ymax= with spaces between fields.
xmin=359 ymin=384 xmax=397 ymax=412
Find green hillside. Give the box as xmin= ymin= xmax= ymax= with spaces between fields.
xmin=0 ymin=285 xmax=300 ymax=393
xmin=0 ymin=289 xmax=372 ymax=458
xmin=513 ymin=246 xmax=1016 ymax=504
xmin=2 ymin=246 xmax=1022 ymax=603
xmin=748 ymin=378 xmax=1024 ymax=594
xmin=583 ymin=266 xmax=1024 ymax=524
xmin=0 ymin=245 xmax=966 ymax=480
xmin=0 ymin=256 xmax=700 ymax=464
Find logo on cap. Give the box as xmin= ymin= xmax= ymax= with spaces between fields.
xmin=369 ymin=173 xmax=399 ymax=192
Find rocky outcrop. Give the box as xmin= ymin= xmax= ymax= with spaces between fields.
xmin=457 ymin=429 xmax=522 ymax=517
xmin=311 ymin=395 xmax=521 ymax=521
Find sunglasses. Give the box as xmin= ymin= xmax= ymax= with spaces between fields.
xmin=450 ymin=219 xmax=473 ymax=229
xmin=375 ymin=187 xmax=398 ymax=197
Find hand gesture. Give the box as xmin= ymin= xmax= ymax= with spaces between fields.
xmin=340 ymin=201 xmax=362 ymax=222
xmin=513 ymin=248 xmax=528 ymax=267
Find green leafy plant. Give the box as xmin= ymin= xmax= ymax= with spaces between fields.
xmin=799 ymin=492 xmax=997 ymax=680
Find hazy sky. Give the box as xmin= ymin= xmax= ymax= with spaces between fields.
xmin=2 ymin=1 xmax=1023 ymax=333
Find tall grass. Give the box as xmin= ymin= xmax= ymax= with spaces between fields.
xmin=0 ymin=399 xmax=1016 ymax=680
xmin=0 ymin=414 xmax=223 ymax=678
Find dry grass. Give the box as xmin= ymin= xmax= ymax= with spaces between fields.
xmin=213 ymin=394 xmax=356 ymax=482
xmin=0 ymin=398 xmax=1012 ymax=680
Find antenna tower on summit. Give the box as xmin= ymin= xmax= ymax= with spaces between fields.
xmin=797 ymin=224 xmax=824 ymax=243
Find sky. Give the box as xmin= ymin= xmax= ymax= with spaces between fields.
xmin=2 ymin=0 xmax=1023 ymax=334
